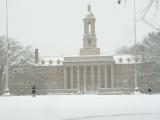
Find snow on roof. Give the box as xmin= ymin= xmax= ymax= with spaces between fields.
xmin=36 ymin=54 xmax=141 ymax=66
xmin=37 ymin=56 xmax=64 ymax=66
xmin=113 ymin=55 xmax=141 ymax=64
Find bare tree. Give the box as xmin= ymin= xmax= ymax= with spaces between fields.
xmin=116 ymin=43 xmax=145 ymax=55
xmin=142 ymin=0 xmax=160 ymax=30
xmin=116 ymin=32 xmax=160 ymax=87
xmin=0 ymin=36 xmax=34 ymax=94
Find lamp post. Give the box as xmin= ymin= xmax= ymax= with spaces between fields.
xmin=133 ymin=0 xmax=139 ymax=93
xmin=117 ymin=0 xmax=138 ymax=93
xmin=3 ymin=0 xmax=11 ymax=96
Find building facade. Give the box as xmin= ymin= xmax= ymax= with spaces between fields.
xmin=1 ymin=4 xmax=159 ymax=95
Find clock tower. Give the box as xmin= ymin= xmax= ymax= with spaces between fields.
xmin=80 ymin=4 xmax=100 ymax=56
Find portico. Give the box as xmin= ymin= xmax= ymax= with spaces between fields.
xmin=63 ymin=56 xmax=115 ymax=92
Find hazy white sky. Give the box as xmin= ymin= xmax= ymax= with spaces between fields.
xmin=0 ymin=0 xmax=156 ymax=57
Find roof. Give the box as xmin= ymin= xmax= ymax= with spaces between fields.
xmin=36 ymin=55 xmax=142 ymax=66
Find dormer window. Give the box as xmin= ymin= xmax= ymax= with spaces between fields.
xmin=119 ymin=58 xmax=123 ymax=63
xmin=57 ymin=59 xmax=61 ymax=65
xmin=49 ymin=60 xmax=53 ymax=64
xmin=127 ymin=57 xmax=131 ymax=62
xmin=41 ymin=60 xmax=45 ymax=64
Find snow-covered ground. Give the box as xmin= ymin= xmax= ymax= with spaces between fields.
xmin=0 ymin=95 xmax=160 ymax=120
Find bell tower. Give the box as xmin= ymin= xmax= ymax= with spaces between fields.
xmin=80 ymin=4 xmax=100 ymax=56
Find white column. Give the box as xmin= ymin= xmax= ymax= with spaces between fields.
xmin=111 ymin=65 xmax=114 ymax=88
xmin=98 ymin=65 xmax=100 ymax=88
xmin=64 ymin=66 xmax=67 ymax=89
xmin=71 ymin=66 xmax=73 ymax=89
xmin=77 ymin=65 xmax=80 ymax=91
xmin=84 ymin=65 xmax=86 ymax=91
xmin=91 ymin=65 xmax=94 ymax=91
xmin=104 ymin=64 xmax=107 ymax=88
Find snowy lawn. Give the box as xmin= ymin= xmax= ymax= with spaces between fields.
xmin=0 ymin=95 xmax=160 ymax=120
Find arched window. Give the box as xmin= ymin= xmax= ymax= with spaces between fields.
xmin=49 ymin=60 xmax=53 ymax=65
xmin=119 ymin=58 xmax=123 ymax=63
xmin=41 ymin=60 xmax=45 ymax=64
xmin=127 ymin=57 xmax=131 ymax=62
xmin=88 ymin=22 xmax=91 ymax=34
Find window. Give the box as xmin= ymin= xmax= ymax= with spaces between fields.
xmin=127 ymin=57 xmax=131 ymax=62
xmin=57 ymin=59 xmax=61 ymax=65
xmin=41 ymin=60 xmax=45 ymax=64
xmin=116 ymin=67 xmax=118 ymax=71
xmin=136 ymin=58 xmax=139 ymax=62
xmin=119 ymin=58 xmax=123 ymax=63
xmin=88 ymin=22 xmax=91 ymax=34
xmin=49 ymin=60 xmax=53 ymax=64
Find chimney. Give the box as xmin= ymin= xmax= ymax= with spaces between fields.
xmin=35 ymin=49 xmax=38 ymax=64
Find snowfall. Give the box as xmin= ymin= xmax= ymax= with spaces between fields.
xmin=0 ymin=94 xmax=160 ymax=120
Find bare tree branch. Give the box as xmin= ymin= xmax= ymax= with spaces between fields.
xmin=141 ymin=0 xmax=160 ymax=30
